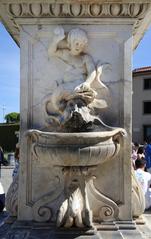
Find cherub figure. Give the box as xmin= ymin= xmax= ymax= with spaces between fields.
xmin=48 ymin=26 xmax=109 ymax=112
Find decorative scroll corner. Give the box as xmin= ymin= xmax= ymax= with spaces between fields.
xmin=5 ymin=175 xmax=19 ymax=217
xmin=87 ymin=178 xmax=119 ymax=223
xmin=99 ymin=206 xmax=114 ymax=221
xmin=132 ymin=167 xmax=145 ymax=218
xmin=33 ymin=205 xmax=52 ymax=222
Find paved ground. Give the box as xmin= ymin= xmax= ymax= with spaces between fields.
xmin=0 ymin=208 xmax=150 ymax=238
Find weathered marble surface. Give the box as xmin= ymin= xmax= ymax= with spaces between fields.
xmin=132 ymin=167 xmax=145 ymax=218
xmin=0 ymin=0 xmax=151 ymax=49
xmin=14 ymin=22 xmax=133 ymax=224
xmin=1 ymin=0 xmax=150 ymax=234
xmin=25 ymin=128 xmax=125 ymax=227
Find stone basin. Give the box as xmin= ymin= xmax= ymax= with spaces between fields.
xmin=27 ymin=128 xmax=126 ymax=167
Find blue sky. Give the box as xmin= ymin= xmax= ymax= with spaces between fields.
xmin=0 ymin=22 xmax=151 ymax=122
xmin=0 ymin=23 xmax=20 ymax=123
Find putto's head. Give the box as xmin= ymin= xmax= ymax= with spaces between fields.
xmin=67 ymin=28 xmax=88 ymax=55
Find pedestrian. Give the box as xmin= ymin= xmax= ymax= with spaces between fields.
xmin=131 ymin=142 xmax=139 ymax=168
xmin=0 ymin=182 xmax=5 ymax=212
xmin=12 ymin=143 xmax=20 ymax=179
xmin=0 ymin=146 xmax=4 ymax=165
xmin=145 ymin=136 xmax=151 ymax=173
xmin=0 ymin=146 xmax=5 ymax=212
xmin=137 ymin=146 xmax=145 ymax=160
xmin=135 ymin=158 xmax=151 ymax=209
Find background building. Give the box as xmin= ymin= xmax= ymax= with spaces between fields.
xmin=132 ymin=66 xmax=151 ymax=143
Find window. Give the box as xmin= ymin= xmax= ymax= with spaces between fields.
xmin=143 ymin=125 xmax=151 ymax=141
xmin=143 ymin=101 xmax=151 ymax=114
xmin=144 ymin=78 xmax=151 ymax=90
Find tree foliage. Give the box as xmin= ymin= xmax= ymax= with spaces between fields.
xmin=4 ymin=112 xmax=20 ymax=124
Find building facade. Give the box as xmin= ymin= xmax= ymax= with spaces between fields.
xmin=132 ymin=67 xmax=151 ymax=143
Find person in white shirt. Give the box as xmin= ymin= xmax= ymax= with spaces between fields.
xmin=135 ymin=158 xmax=151 ymax=209
xmin=0 ymin=182 xmax=5 ymax=212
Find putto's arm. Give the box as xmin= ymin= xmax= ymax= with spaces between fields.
xmin=84 ymin=55 xmax=96 ymax=86
xmin=74 ymin=55 xmax=97 ymax=93
xmin=48 ymin=26 xmax=65 ymax=58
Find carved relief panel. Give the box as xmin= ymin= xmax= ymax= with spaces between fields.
xmin=18 ymin=23 xmax=132 ymax=222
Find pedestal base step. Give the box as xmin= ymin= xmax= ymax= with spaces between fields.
xmin=0 ymin=217 xmax=151 ymax=239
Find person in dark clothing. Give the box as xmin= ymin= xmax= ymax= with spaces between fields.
xmin=0 ymin=146 xmax=4 ymax=164
xmin=0 ymin=146 xmax=5 ymax=212
xmin=145 ymin=136 xmax=151 ymax=173
xmin=0 ymin=184 xmax=5 ymax=212
xmin=137 ymin=146 xmax=145 ymax=160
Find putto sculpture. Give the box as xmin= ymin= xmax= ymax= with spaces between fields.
xmin=46 ymin=26 xmax=110 ymax=132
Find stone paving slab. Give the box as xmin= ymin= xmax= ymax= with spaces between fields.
xmin=120 ymin=230 xmax=144 ymax=239
xmin=137 ymin=214 xmax=151 ymax=239
xmin=98 ymin=231 xmax=124 ymax=239
xmin=0 ymin=213 xmax=151 ymax=239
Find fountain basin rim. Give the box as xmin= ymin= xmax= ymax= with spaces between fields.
xmin=26 ymin=128 xmax=126 ymax=140
xmin=26 ymin=128 xmax=126 ymax=166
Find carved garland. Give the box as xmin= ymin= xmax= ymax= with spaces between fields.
xmin=7 ymin=3 xmax=148 ymax=18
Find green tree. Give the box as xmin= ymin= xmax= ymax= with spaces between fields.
xmin=4 ymin=112 xmax=20 ymax=124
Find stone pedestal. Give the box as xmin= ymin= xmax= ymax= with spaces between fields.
xmin=19 ymin=21 xmax=132 ymax=222
xmin=0 ymin=0 xmax=151 ymax=238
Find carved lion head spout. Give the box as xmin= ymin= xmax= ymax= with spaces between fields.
xmin=61 ymin=98 xmax=95 ymax=132
xmin=45 ymin=91 xmax=110 ymax=132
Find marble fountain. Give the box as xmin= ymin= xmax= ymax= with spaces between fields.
xmin=2 ymin=2 xmax=150 ymax=235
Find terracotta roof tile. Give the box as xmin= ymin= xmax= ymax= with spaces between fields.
xmin=133 ymin=66 xmax=151 ymax=73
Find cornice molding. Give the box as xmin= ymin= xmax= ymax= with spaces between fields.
xmin=0 ymin=0 xmax=151 ymax=3
xmin=0 ymin=1 xmax=151 ymax=49
xmin=7 ymin=2 xmax=148 ymax=18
